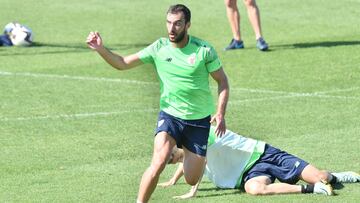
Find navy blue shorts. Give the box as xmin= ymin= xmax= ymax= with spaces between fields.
xmin=243 ymin=144 xmax=309 ymax=184
xmin=0 ymin=34 xmax=13 ymax=46
xmin=155 ymin=110 xmax=211 ymax=156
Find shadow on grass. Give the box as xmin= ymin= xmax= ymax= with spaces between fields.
xmin=273 ymin=40 xmax=360 ymax=50
xmin=332 ymin=182 xmax=345 ymax=190
xmin=195 ymin=184 xmax=347 ymax=198
xmin=195 ymin=187 xmax=242 ymax=198
xmin=293 ymin=40 xmax=360 ymax=48
xmin=0 ymin=42 xmax=149 ymax=56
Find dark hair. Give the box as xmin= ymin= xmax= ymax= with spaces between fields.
xmin=167 ymin=4 xmax=191 ymax=23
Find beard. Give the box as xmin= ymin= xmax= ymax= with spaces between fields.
xmin=169 ymin=29 xmax=186 ymax=43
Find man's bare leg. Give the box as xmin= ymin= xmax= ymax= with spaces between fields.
xmin=245 ymin=176 xmax=302 ymax=195
xmin=224 ymin=0 xmax=241 ymax=41
xmin=137 ymin=132 xmax=176 ymax=203
xmin=300 ymin=164 xmax=331 ymax=184
xmin=244 ymin=164 xmax=334 ymax=196
xmin=182 ymin=147 xmax=206 ymax=185
xmin=243 ymin=0 xmax=262 ymax=39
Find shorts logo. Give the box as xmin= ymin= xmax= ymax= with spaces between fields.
xmin=294 ymin=161 xmax=300 ymax=168
xmin=194 ymin=143 xmax=207 ymax=150
xmin=158 ymin=119 xmax=164 ymax=127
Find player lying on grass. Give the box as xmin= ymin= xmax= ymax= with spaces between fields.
xmin=159 ymin=126 xmax=360 ymax=198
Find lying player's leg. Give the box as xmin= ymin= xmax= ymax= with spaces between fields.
xmin=300 ymin=165 xmax=360 ymax=184
xmin=299 ymin=164 xmax=333 ymax=195
xmin=299 ymin=164 xmax=331 ymax=184
xmin=244 ymin=176 xmax=302 ymax=195
xmin=331 ymin=171 xmax=360 ymax=183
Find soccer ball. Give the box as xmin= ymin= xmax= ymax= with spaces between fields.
xmin=3 ymin=22 xmax=18 ymax=35
xmin=4 ymin=22 xmax=34 ymax=46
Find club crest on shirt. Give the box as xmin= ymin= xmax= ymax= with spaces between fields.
xmin=187 ymin=54 xmax=196 ymax=65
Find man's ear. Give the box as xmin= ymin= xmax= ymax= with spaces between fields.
xmin=186 ymin=22 xmax=191 ymax=30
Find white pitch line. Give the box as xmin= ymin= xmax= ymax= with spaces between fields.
xmin=228 ymin=87 xmax=291 ymax=94
xmin=311 ymin=94 xmax=360 ymax=100
xmin=230 ymin=86 xmax=360 ymax=96
xmin=312 ymin=86 xmax=360 ymax=94
xmin=0 ymin=70 xmax=310 ymax=95
xmin=0 ymin=108 xmax=158 ymax=122
xmin=229 ymin=95 xmax=304 ymax=105
xmin=2 ymin=93 xmax=359 ymax=122
xmin=1 ymin=70 xmax=360 ymax=97
xmin=0 ymin=71 xmax=158 ymax=86
xmin=229 ymin=93 xmax=360 ymax=105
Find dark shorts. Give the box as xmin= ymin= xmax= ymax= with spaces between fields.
xmin=0 ymin=34 xmax=13 ymax=46
xmin=155 ymin=110 xmax=211 ymax=156
xmin=243 ymin=144 xmax=309 ymax=184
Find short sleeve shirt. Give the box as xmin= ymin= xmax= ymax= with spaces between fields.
xmin=205 ymin=127 xmax=266 ymax=188
xmin=138 ymin=36 xmax=222 ymax=120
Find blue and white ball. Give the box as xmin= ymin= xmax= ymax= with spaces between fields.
xmin=4 ymin=22 xmax=34 ymax=46
xmin=4 ymin=22 xmax=18 ymax=34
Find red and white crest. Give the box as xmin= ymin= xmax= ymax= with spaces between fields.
xmin=187 ymin=54 xmax=196 ymax=65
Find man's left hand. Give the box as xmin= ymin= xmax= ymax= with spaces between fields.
xmin=210 ymin=113 xmax=226 ymax=137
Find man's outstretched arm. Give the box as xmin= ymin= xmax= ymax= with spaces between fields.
xmin=158 ymin=163 xmax=184 ymax=187
xmin=86 ymin=31 xmax=142 ymax=70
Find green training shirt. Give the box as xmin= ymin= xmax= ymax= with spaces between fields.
xmin=138 ymin=36 xmax=222 ymax=120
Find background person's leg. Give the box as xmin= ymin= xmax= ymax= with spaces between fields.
xmin=224 ymin=0 xmax=241 ymax=41
xmin=243 ymin=0 xmax=268 ymax=50
xmin=243 ymin=0 xmax=262 ymax=39
xmin=224 ymin=0 xmax=244 ymax=50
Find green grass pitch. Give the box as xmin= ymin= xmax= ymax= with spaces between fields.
xmin=1 ymin=0 xmax=359 ymax=202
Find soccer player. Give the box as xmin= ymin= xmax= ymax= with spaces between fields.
xmin=86 ymin=4 xmax=229 ymax=203
xmin=224 ymin=0 xmax=268 ymax=51
xmin=159 ymin=126 xmax=360 ymax=198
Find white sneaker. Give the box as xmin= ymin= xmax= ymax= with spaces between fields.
xmin=332 ymin=171 xmax=360 ymax=183
xmin=313 ymin=182 xmax=334 ymax=195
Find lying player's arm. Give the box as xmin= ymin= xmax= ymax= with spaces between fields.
xmin=173 ymin=175 xmax=202 ymax=199
xmin=158 ymin=163 xmax=184 ymax=187
xmin=86 ymin=31 xmax=142 ymax=70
